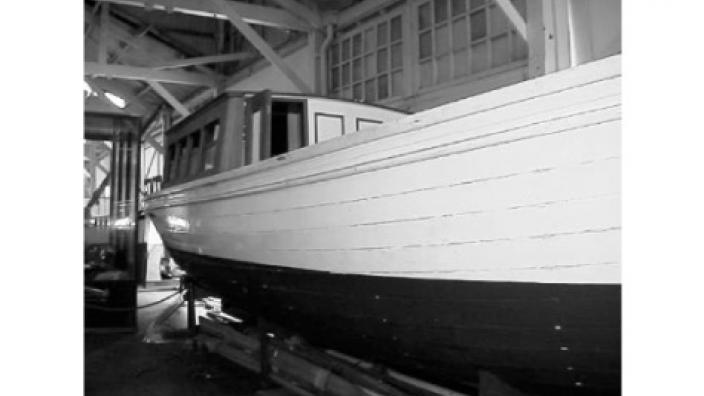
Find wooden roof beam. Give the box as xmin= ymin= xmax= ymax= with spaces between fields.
xmin=213 ymin=0 xmax=312 ymax=93
xmin=97 ymin=0 xmax=312 ymax=32
xmin=151 ymin=52 xmax=256 ymax=69
xmin=494 ymin=0 xmax=528 ymax=41
xmin=85 ymin=62 xmax=218 ymax=86
xmin=147 ymin=81 xmax=191 ymax=117
xmin=270 ymin=0 xmax=322 ymax=29
xmin=98 ymin=3 xmax=110 ymax=64
xmin=332 ymin=0 xmax=398 ymax=27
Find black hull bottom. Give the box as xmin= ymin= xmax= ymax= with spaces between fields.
xmin=169 ymin=248 xmax=620 ymax=395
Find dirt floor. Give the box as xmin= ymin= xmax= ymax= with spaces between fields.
xmin=85 ymin=286 xmax=271 ymax=396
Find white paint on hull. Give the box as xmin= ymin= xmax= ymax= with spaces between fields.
xmin=146 ymin=55 xmax=621 ymax=285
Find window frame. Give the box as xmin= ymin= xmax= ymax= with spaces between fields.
xmin=314 ymin=112 xmax=345 ymax=143
xmin=328 ymin=8 xmax=406 ymax=103
xmin=415 ymin=0 xmax=528 ymax=91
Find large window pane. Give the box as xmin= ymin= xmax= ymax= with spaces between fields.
xmin=418 ymin=3 xmax=431 ymax=30
xmin=364 ymin=54 xmax=375 ymax=77
xmin=353 ymin=83 xmax=363 ymax=100
xmin=435 ymin=24 xmax=450 ymax=55
xmin=490 ymin=5 xmax=509 ymax=34
xmin=364 ymin=28 xmax=375 ymax=52
xmin=391 ymin=43 xmax=403 ymax=69
xmin=342 ymin=39 xmax=350 ymax=61
xmin=419 ymin=60 xmax=433 ymax=87
xmin=377 ymin=48 xmax=388 ymax=72
xmin=471 ymin=41 xmax=488 ymax=72
xmin=392 ymin=70 xmax=404 ymax=96
xmin=330 ymin=43 xmax=339 ymax=65
xmin=377 ymin=21 xmax=388 ymax=46
xmin=470 ymin=10 xmax=487 ymax=40
xmin=512 ymin=31 xmax=528 ymax=60
xmin=353 ymin=34 xmax=362 ymax=57
xmin=342 ymin=63 xmax=350 ymax=85
xmin=470 ymin=0 xmax=485 ymax=9
xmin=365 ymin=78 xmax=376 ymax=101
xmin=452 ymin=0 xmax=466 ymax=16
xmin=453 ymin=17 xmax=468 ymax=50
xmin=434 ymin=0 xmax=448 ymax=23
xmin=436 ymin=54 xmax=451 ymax=83
xmin=331 ymin=67 xmax=340 ymax=90
xmin=353 ymin=58 xmax=362 ymax=82
xmin=453 ymin=47 xmax=469 ymax=77
xmin=491 ymin=33 xmax=510 ymax=67
xmin=419 ymin=31 xmax=432 ymax=59
xmin=378 ymin=74 xmax=389 ymax=99
xmin=390 ymin=16 xmax=402 ymax=41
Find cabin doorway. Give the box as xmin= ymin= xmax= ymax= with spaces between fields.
xmin=270 ymin=100 xmax=306 ymax=158
xmin=245 ymin=91 xmax=307 ymax=165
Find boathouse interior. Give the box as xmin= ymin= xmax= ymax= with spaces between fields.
xmin=81 ymin=1 xmax=621 ymax=396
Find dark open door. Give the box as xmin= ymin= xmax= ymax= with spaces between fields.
xmin=244 ymin=90 xmax=271 ymax=165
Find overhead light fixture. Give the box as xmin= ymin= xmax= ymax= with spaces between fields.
xmin=84 ymin=81 xmax=95 ymax=98
xmin=104 ymin=92 xmax=127 ymax=109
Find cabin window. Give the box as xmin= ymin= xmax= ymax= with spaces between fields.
xmin=188 ymin=132 xmax=202 ymax=176
xmin=177 ymin=138 xmax=190 ymax=179
xmin=251 ymin=109 xmax=262 ymax=163
xmin=315 ymin=113 xmax=344 ymax=143
xmin=356 ymin=118 xmax=383 ymax=132
xmin=417 ymin=0 xmax=527 ymax=88
xmin=202 ymin=121 xmax=220 ymax=171
xmin=328 ymin=10 xmax=405 ymax=102
xmin=167 ymin=144 xmax=177 ymax=182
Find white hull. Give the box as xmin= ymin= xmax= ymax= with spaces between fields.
xmin=146 ymin=55 xmax=621 ymax=285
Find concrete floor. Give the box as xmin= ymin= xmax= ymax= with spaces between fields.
xmin=85 ymin=285 xmax=269 ymax=396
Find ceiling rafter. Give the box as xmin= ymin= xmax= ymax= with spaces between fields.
xmin=98 ymin=2 xmax=110 ymax=64
xmin=213 ymin=0 xmax=312 ymax=93
xmin=151 ymin=52 xmax=256 ymax=69
xmin=493 ymin=0 xmax=527 ymax=41
xmin=85 ymin=62 xmax=218 ymax=86
xmin=269 ymin=0 xmax=322 ymax=29
xmin=96 ymin=0 xmax=312 ymax=31
xmin=147 ymin=81 xmax=191 ymax=117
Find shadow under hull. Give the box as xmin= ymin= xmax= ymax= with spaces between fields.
xmin=170 ymin=247 xmax=620 ymax=396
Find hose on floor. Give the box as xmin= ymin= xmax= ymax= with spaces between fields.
xmin=85 ymin=288 xmax=185 ymax=312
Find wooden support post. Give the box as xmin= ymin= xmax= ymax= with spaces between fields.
xmin=186 ymin=277 xmax=196 ymax=333
xmin=98 ymin=2 xmax=110 ymax=64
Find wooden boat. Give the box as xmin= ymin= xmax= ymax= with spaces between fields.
xmin=145 ymin=55 xmax=621 ymax=395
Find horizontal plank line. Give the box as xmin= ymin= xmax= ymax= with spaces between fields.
xmin=148 ymin=105 xmax=620 ymax=209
